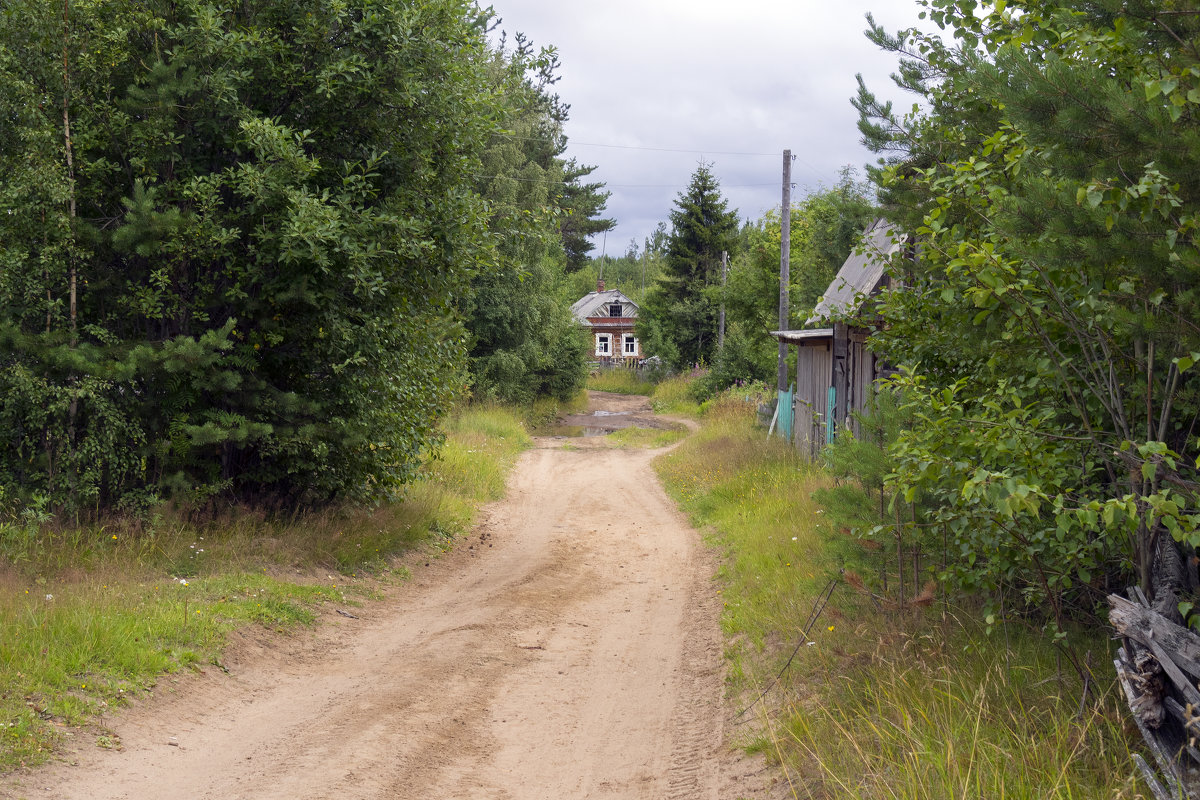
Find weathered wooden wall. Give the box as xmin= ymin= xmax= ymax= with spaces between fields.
xmin=789 ymin=327 xmax=878 ymax=460
xmin=794 ymin=339 xmax=832 ymax=461
xmin=847 ymin=329 xmax=876 ymax=440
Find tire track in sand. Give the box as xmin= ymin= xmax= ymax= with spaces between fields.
xmin=4 ymin=392 xmax=771 ymax=800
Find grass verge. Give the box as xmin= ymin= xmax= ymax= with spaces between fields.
xmin=649 ymin=372 xmax=703 ymax=417
xmin=0 ymin=404 xmax=531 ymax=772
xmin=586 ymin=367 xmax=656 ymax=395
xmin=605 ymin=425 xmax=689 ymax=449
xmin=655 ymin=394 xmax=1143 ymax=799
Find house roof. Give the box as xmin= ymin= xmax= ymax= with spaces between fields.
xmin=570 ymin=289 xmax=639 ymax=324
xmin=808 ymin=219 xmax=903 ymax=324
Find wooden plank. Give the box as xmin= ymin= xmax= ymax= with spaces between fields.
xmin=851 ymin=339 xmax=874 ymax=437
xmin=794 ymin=402 xmax=814 ymax=459
xmin=796 ymin=346 xmax=814 ymax=454
xmin=795 ymin=346 xmax=811 ymax=458
xmin=1148 ymin=634 xmax=1200 ymax=708
xmin=813 ymin=342 xmax=830 ymax=421
xmin=1116 ymin=652 xmax=1187 ymax=795
xmin=1110 ymin=594 xmax=1200 ymax=683
xmin=847 ymin=340 xmax=861 ymax=438
xmin=832 ymin=322 xmax=849 ymax=430
xmin=1134 ymin=753 xmax=1177 ymax=800
xmin=1163 ymin=697 xmax=1200 ymax=764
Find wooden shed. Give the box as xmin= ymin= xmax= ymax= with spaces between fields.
xmin=771 ymin=219 xmax=902 ymax=458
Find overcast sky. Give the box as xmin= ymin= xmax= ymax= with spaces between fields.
xmin=488 ymin=0 xmax=926 ymax=254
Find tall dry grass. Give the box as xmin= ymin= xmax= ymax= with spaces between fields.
xmin=585 ymin=367 xmax=656 ymax=395
xmin=655 ymin=390 xmax=1143 ymax=799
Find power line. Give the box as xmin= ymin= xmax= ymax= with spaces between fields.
xmin=572 ymin=140 xmax=779 ymax=157
xmin=490 ymin=131 xmax=778 ymax=157
xmin=489 ymin=131 xmax=830 ymax=181
xmin=473 ymin=174 xmax=777 ymax=189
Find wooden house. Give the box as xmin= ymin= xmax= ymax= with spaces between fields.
xmin=771 ymin=219 xmax=903 ymax=459
xmin=570 ymin=281 xmax=643 ymax=365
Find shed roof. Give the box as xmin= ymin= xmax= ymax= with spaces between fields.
xmin=771 ymin=328 xmax=833 ymax=343
xmin=808 ymin=219 xmax=902 ymax=324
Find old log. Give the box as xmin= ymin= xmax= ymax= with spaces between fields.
xmin=1110 ymin=595 xmax=1200 ymax=688
xmin=1109 ymin=593 xmax=1200 ymax=799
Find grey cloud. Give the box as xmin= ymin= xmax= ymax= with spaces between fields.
xmin=492 ymin=0 xmax=923 ymax=247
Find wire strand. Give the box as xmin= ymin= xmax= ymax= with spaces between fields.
xmin=490 ymin=131 xmax=780 ymax=157
xmin=473 ymin=173 xmax=777 ymax=189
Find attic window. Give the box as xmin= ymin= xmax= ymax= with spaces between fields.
xmin=609 ymin=303 xmax=623 ymax=317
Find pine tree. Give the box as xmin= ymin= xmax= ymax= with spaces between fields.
xmin=639 ymin=163 xmax=738 ymax=368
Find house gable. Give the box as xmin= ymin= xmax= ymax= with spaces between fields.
xmin=570 ymin=289 xmax=639 ymax=324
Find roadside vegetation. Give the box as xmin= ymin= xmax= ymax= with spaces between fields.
xmin=0 ymin=405 xmax=530 ymax=772
xmin=606 ymin=426 xmax=689 ymax=449
xmin=655 ymin=388 xmax=1143 ymax=798
xmin=0 ymin=370 xmax=706 ymax=774
xmin=0 ymin=0 xmax=609 ymax=520
xmin=586 ymin=368 xmax=657 ymax=396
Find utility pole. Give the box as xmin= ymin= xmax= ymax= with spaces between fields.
xmin=718 ymin=250 xmax=728 ymax=351
xmin=777 ymin=149 xmax=792 ymax=393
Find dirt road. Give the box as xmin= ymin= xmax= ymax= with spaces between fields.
xmin=5 ymin=392 xmax=776 ymax=800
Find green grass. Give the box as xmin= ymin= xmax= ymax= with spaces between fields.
xmin=522 ymin=392 xmax=589 ymax=430
xmin=586 ymin=367 xmax=656 ymax=395
xmin=655 ymin=400 xmax=1143 ymax=799
xmin=0 ymin=403 xmax=531 ymax=772
xmin=605 ymin=425 xmax=688 ymax=449
xmin=776 ymin=632 xmax=1140 ymax=799
xmin=649 ymin=373 xmax=702 ymax=417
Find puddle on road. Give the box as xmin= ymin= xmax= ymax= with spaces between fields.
xmin=536 ymin=411 xmax=623 ymax=437
xmin=541 ymin=424 xmax=617 ymax=438
xmin=535 ymin=409 xmax=682 ymax=439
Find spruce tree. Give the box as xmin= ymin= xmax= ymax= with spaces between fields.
xmin=639 ymin=163 xmax=738 ymax=368
xmin=559 ymin=160 xmax=616 ymax=272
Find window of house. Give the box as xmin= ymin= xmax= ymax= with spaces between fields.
xmin=609 ymin=303 xmax=623 ymax=317
xmin=596 ymin=334 xmax=611 ymax=356
xmin=623 ymin=334 xmax=637 ymax=356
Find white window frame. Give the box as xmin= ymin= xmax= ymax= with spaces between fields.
xmin=622 ymin=334 xmax=638 ymax=356
xmin=596 ymin=334 xmax=612 ymax=356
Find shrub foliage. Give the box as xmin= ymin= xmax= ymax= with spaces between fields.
xmin=0 ymin=1 xmax=583 ymax=512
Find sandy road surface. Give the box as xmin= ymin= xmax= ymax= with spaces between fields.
xmin=4 ymin=392 xmax=777 ymax=800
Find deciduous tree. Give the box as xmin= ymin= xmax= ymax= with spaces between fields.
xmin=0 ymin=0 xmax=502 ymax=511
xmin=855 ymin=0 xmax=1200 ymax=620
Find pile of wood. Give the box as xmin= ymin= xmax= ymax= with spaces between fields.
xmin=1110 ymin=589 xmax=1200 ymax=799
